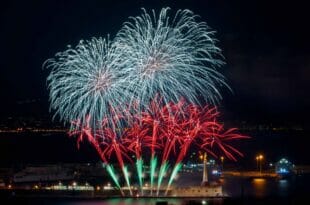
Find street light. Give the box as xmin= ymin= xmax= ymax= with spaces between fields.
xmin=259 ymin=155 xmax=263 ymax=174
xmin=256 ymin=154 xmax=264 ymax=174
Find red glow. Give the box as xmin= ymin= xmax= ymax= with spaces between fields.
xmin=69 ymin=99 xmax=249 ymax=170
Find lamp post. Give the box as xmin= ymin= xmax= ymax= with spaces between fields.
xmin=259 ymin=155 xmax=263 ymax=174
xmin=255 ymin=154 xmax=264 ymax=174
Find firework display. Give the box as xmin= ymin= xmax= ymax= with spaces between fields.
xmin=45 ymin=37 xmax=130 ymax=130
xmin=115 ymin=8 xmax=228 ymax=110
xmin=45 ymin=7 xmax=248 ymax=196
xmin=69 ymin=99 xmax=248 ymax=196
xmin=45 ymin=8 xmax=228 ymax=130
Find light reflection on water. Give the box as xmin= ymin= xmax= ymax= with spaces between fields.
xmin=251 ymin=178 xmax=267 ymax=197
xmin=277 ymin=179 xmax=289 ymax=196
xmin=221 ymin=175 xmax=306 ymax=198
xmin=52 ymin=197 xmax=228 ymax=205
xmin=57 ymin=198 xmax=188 ymax=205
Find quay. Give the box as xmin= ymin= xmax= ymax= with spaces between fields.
xmin=223 ymin=171 xmax=278 ymax=178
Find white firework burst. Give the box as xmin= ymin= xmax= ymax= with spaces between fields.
xmin=115 ymin=7 xmax=229 ymax=110
xmin=44 ymin=37 xmax=130 ymax=130
xmin=45 ymin=8 xmax=230 ymax=132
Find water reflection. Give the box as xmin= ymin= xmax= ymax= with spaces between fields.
xmin=222 ymin=177 xmax=297 ymax=198
xmin=251 ymin=178 xmax=267 ymax=197
xmin=278 ymin=179 xmax=289 ymax=196
xmin=59 ymin=198 xmax=184 ymax=205
xmin=55 ymin=198 xmax=228 ymax=205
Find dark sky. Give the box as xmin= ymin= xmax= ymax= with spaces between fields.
xmin=0 ymin=0 xmax=310 ymax=166
xmin=0 ymin=0 xmax=309 ymax=125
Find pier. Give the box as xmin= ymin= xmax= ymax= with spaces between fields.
xmin=223 ymin=171 xmax=278 ymax=178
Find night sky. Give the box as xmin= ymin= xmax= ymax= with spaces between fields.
xmin=0 ymin=0 xmax=309 ymax=165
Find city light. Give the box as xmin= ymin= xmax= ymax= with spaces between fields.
xmin=212 ymin=170 xmax=219 ymax=175
xmin=220 ymin=156 xmax=224 ymax=162
xmin=275 ymin=158 xmax=294 ymax=175
xmin=278 ymin=168 xmax=289 ymax=174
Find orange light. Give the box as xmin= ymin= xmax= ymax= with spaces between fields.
xmin=256 ymin=154 xmax=264 ymax=160
xmin=253 ymin=178 xmax=266 ymax=185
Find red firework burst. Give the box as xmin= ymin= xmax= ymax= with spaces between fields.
xmin=69 ymin=98 xmax=249 ymax=168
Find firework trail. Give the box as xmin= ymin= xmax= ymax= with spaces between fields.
xmin=115 ymin=7 xmax=229 ymax=112
xmin=129 ymin=99 xmax=248 ymax=195
xmin=122 ymin=121 xmax=149 ymax=195
xmin=69 ymin=115 xmax=131 ymax=196
xmin=99 ymin=128 xmax=133 ymax=196
xmin=68 ymin=99 xmax=248 ymax=196
xmin=69 ymin=121 xmax=126 ymax=194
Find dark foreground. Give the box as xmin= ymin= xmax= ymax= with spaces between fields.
xmin=0 ymin=195 xmax=308 ymax=205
